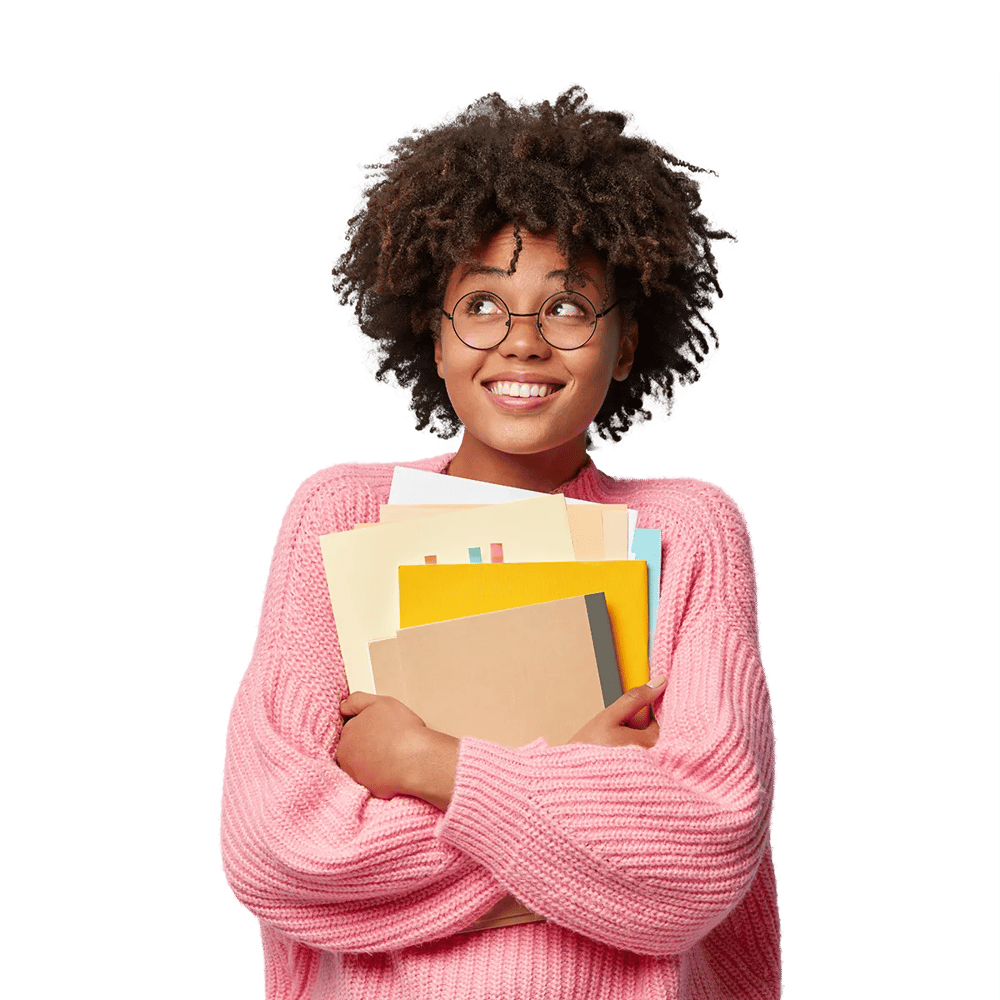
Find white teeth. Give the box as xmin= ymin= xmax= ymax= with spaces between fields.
xmin=488 ymin=381 xmax=560 ymax=398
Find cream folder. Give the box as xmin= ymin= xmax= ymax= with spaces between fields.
xmin=320 ymin=495 xmax=576 ymax=692
xmin=379 ymin=503 xmax=608 ymax=562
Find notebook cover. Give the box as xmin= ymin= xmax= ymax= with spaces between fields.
xmin=369 ymin=594 xmax=621 ymax=746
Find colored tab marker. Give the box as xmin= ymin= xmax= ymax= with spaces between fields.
xmin=468 ymin=546 xmax=482 ymax=564
xmin=424 ymin=555 xmax=437 ymax=564
xmin=490 ymin=543 xmax=504 ymax=563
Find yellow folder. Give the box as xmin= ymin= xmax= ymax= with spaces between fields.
xmin=398 ymin=561 xmax=649 ymax=691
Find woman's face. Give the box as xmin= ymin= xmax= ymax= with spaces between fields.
xmin=434 ymin=226 xmax=636 ymax=465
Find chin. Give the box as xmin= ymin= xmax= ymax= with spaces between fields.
xmin=489 ymin=429 xmax=585 ymax=458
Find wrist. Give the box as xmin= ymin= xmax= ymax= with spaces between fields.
xmin=405 ymin=729 xmax=459 ymax=811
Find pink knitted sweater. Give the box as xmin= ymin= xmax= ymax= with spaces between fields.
xmin=222 ymin=453 xmax=780 ymax=999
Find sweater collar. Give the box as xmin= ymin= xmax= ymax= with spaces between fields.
xmin=424 ymin=452 xmax=609 ymax=501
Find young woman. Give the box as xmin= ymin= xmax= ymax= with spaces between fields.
xmin=222 ymin=87 xmax=779 ymax=999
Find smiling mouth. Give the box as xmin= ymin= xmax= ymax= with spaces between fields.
xmin=485 ymin=381 xmax=564 ymax=398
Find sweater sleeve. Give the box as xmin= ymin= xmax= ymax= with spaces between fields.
xmin=221 ymin=469 xmax=508 ymax=953
xmin=434 ymin=482 xmax=775 ymax=956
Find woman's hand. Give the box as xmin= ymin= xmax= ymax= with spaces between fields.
xmin=337 ymin=693 xmax=427 ymax=799
xmin=565 ymin=675 xmax=666 ymax=748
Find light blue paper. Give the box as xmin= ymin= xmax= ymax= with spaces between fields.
xmin=630 ymin=528 xmax=662 ymax=658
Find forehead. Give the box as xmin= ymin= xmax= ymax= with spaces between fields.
xmin=448 ymin=227 xmax=607 ymax=291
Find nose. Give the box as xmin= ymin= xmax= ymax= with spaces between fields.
xmin=500 ymin=312 xmax=552 ymax=359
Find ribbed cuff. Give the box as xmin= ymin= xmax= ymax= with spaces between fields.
xmin=433 ymin=736 xmax=660 ymax=947
xmin=435 ymin=736 xmax=553 ymax=883
xmin=434 ymin=736 xmax=612 ymax=913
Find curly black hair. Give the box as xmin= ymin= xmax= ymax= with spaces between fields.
xmin=332 ymin=86 xmax=732 ymax=441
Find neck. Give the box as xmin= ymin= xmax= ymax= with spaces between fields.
xmin=445 ymin=434 xmax=589 ymax=493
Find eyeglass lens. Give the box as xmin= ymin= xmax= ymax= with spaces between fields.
xmin=451 ymin=291 xmax=598 ymax=350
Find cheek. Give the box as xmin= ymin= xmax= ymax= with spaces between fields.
xmin=574 ymin=346 xmax=618 ymax=397
xmin=435 ymin=338 xmax=483 ymax=400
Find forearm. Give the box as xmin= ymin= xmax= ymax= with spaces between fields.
xmin=223 ymin=691 xmax=507 ymax=950
xmin=404 ymin=729 xmax=460 ymax=810
xmin=436 ymin=731 xmax=770 ymax=955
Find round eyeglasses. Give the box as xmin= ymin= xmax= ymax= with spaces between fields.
xmin=442 ymin=290 xmax=623 ymax=351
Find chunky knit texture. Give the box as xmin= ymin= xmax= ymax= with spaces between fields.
xmin=222 ymin=453 xmax=780 ymax=999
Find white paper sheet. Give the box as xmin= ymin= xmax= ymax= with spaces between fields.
xmin=390 ymin=466 xmax=638 ymax=556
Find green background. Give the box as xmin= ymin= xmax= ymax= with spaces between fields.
xmin=3 ymin=0 xmax=997 ymax=1000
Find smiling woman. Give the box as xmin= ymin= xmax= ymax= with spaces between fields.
xmin=222 ymin=87 xmax=780 ymax=1000
xmin=332 ymin=88 xmax=729 ymax=448
xmin=435 ymin=228 xmax=636 ymax=491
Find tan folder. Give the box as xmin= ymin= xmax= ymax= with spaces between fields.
xmin=368 ymin=593 xmax=622 ymax=746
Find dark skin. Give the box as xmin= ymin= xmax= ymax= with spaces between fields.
xmin=434 ymin=229 xmax=637 ymax=494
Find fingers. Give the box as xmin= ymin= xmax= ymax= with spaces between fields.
xmin=641 ymin=719 xmax=661 ymax=748
xmin=340 ymin=691 xmax=378 ymax=717
xmin=625 ymin=705 xmax=652 ymax=730
xmin=605 ymin=675 xmax=666 ymax=726
xmin=602 ymin=715 xmax=662 ymax=749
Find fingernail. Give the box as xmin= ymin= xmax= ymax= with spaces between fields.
xmin=646 ymin=675 xmax=666 ymax=690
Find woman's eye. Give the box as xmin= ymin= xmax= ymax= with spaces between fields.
xmin=463 ymin=295 xmax=504 ymax=318
xmin=547 ymin=296 xmax=589 ymax=321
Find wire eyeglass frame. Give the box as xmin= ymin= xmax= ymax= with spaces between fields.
xmin=441 ymin=290 xmax=624 ymax=351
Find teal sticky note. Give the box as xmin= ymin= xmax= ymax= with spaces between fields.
xmin=468 ymin=546 xmax=482 ymax=564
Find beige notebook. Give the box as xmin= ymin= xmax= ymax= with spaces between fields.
xmin=459 ymin=893 xmax=544 ymax=934
xmin=367 ymin=593 xmax=622 ymax=746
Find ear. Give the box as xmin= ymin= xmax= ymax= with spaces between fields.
xmin=433 ymin=334 xmax=445 ymax=378
xmin=612 ymin=319 xmax=637 ymax=382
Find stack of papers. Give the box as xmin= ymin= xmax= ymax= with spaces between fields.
xmin=318 ymin=465 xmax=663 ymax=930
